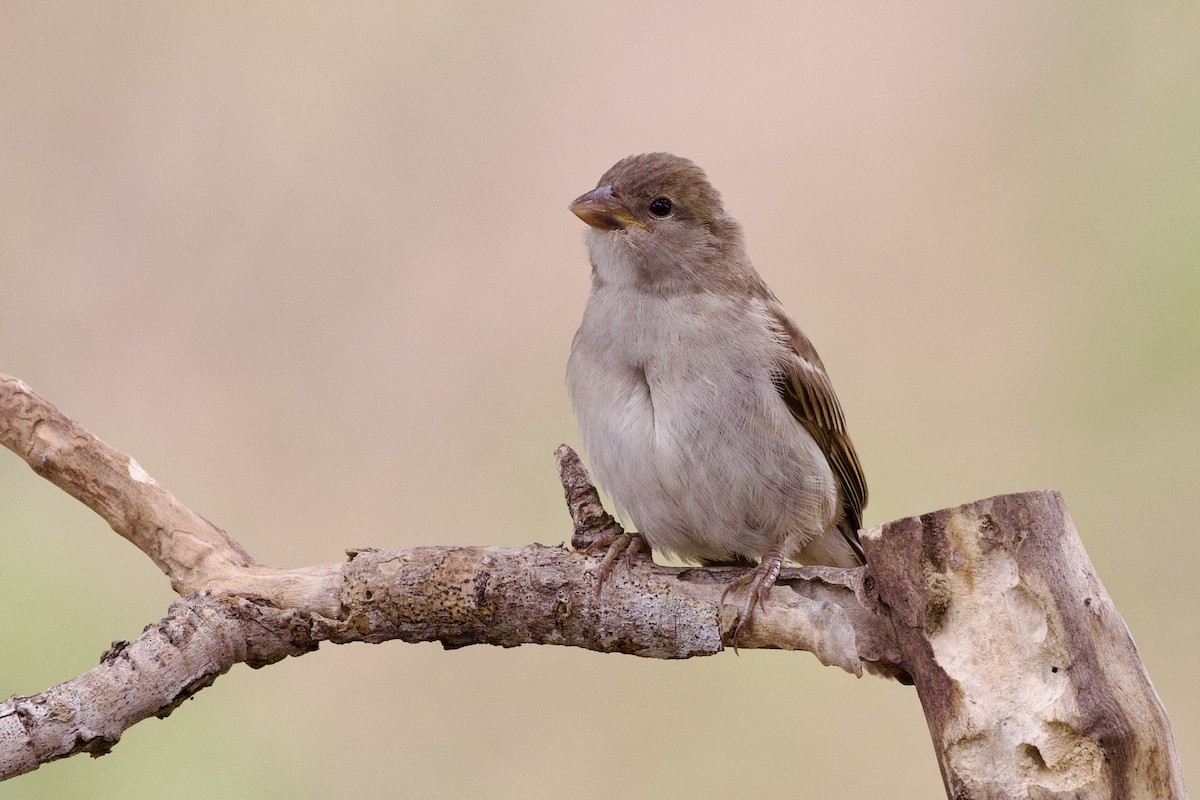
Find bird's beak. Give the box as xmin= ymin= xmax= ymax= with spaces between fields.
xmin=569 ymin=186 xmax=643 ymax=231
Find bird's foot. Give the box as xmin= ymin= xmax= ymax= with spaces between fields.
xmin=584 ymin=527 xmax=648 ymax=598
xmin=719 ymin=546 xmax=785 ymax=651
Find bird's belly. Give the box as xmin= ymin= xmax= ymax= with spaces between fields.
xmin=579 ymin=362 xmax=835 ymax=564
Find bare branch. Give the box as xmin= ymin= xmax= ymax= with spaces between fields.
xmin=0 ymin=374 xmax=251 ymax=593
xmin=0 ymin=373 xmax=1187 ymax=799
xmin=0 ymin=373 xmax=900 ymax=778
xmin=0 ymin=538 xmax=894 ymax=778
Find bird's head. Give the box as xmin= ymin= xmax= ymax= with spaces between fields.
xmin=570 ymin=153 xmax=748 ymax=294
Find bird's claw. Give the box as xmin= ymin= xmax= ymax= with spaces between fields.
xmin=584 ymin=528 xmax=647 ymax=598
xmin=719 ymin=548 xmax=785 ymax=652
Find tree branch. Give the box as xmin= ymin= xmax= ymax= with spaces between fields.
xmin=0 ymin=373 xmax=899 ymax=780
xmin=0 ymin=373 xmax=1187 ymax=798
xmin=0 ymin=374 xmax=252 ymax=593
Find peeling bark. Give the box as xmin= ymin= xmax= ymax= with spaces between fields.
xmin=863 ymin=493 xmax=1187 ymax=799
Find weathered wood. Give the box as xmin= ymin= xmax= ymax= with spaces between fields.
xmin=0 ymin=374 xmax=253 ymax=593
xmin=0 ymin=372 xmax=1188 ymax=798
xmin=0 ymin=539 xmax=898 ymax=780
xmin=863 ymin=492 xmax=1187 ymax=799
xmin=0 ymin=371 xmax=901 ymax=779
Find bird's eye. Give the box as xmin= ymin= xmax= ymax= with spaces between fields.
xmin=648 ymin=197 xmax=673 ymax=217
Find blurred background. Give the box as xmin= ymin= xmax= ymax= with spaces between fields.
xmin=1 ymin=3 xmax=1196 ymax=797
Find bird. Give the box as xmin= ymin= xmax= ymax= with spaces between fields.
xmin=566 ymin=152 xmax=867 ymax=644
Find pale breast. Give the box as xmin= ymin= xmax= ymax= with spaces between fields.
xmin=567 ymin=288 xmax=837 ymax=563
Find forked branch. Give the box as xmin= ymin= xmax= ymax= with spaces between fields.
xmin=0 ymin=374 xmax=1187 ymax=799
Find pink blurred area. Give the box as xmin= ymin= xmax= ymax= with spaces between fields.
xmin=1 ymin=4 xmax=1196 ymax=798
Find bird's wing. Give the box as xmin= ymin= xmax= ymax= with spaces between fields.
xmin=763 ymin=296 xmax=868 ymax=562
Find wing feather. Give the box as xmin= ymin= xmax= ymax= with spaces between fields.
xmin=763 ymin=297 xmax=868 ymax=561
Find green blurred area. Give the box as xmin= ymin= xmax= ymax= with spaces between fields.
xmin=1 ymin=3 xmax=1196 ymax=798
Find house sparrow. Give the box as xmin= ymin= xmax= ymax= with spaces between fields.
xmin=566 ymin=153 xmax=867 ymax=643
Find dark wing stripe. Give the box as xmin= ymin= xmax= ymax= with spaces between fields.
xmin=764 ymin=298 xmax=868 ymax=552
xmin=775 ymin=361 xmax=867 ymax=528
